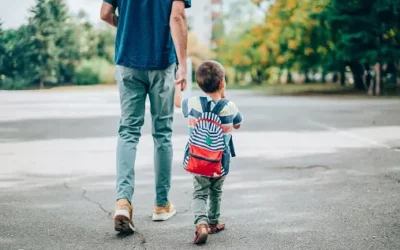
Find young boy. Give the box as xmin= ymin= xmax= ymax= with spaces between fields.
xmin=174 ymin=60 xmax=243 ymax=244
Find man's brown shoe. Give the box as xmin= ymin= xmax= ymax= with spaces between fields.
xmin=152 ymin=202 xmax=177 ymax=221
xmin=194 ymin=224 xmax=209 ymax=244
xmin=113 ymin=199 xmax=134 ymax=233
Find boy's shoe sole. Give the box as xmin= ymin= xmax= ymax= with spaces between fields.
xmin=152 ymin=207 xmax=177 ymax=221
xmin=114 ymin=214 xmax=134 ymax=233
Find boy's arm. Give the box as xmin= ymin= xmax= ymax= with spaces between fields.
xmin=175 ymin=85 xmax=190 ymax=118
xmin=232 ymin=103 xmax=243 ymax=130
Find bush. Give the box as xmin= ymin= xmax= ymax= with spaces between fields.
xmin=75 ymin=58 xmax=114 ymax=85
xmin=0 ymin=75 xmax=32 ymax=90
xmin=75 ymin=67 xmax=100 ymax=85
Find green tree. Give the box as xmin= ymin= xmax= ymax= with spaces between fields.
xmin=263 ymin=0 xmax=332 ymax=83
xmin=49 ymin=0 xmax=73 ymax=83
xmin=57 ymin=21 xmax=82 ymax=83
xmin=29 ymin=0 xmax=60 ymax=88
xmin=0 ymin=21 xmax=7 ymax=76
xmin=97 ymin=29 xmax=115 ymax=63
xmin=0 ymin=25 xmax=38 ymax=89
xmin=327 ymin=0 xmax=400 ymax=92
xmin=218 ymin=0 xmax=334 ymax=85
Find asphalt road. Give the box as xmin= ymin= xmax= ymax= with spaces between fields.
xmin=0 ymin=88 xmax=400 ymax=250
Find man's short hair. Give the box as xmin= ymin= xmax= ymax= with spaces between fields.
xmin=195 ymin=60 xmax=225 ymax=93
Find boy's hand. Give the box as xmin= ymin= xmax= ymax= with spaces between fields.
xmin=175 ymin=65 xmax=187 ymax=91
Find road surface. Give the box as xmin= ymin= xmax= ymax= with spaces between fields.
xmin=0 ymin=88 xmax=400 ymax=250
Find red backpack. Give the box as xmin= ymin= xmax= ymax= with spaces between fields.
xmin=183 ymin=97 xmax=235 ymax=177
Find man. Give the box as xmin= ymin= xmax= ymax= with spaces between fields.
xmin=100 ymin=0 xmax=191 ymax=233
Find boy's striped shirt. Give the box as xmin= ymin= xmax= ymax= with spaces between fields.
xmin=181 ymin=96 xmax=243 ymax=144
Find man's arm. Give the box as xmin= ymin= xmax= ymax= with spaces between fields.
xmin=100 ymin=2 xmax=118 ymax=27
xmin=170 ymin=1 xmax=188 ymax=90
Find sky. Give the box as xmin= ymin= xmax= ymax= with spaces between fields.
xmin=0 ymin=0 xmax=267 ymax=30
xmin=0 ymin=0 xmax=102 ymax=29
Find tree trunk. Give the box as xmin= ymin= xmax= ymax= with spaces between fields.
xmin=332 ymin=72 xmax=339 ymax=83
xmin=375 ymin=63 xmax=381 ymax=96
xmin=287 ymin=71 xmax=293 ymax=84
xmin=368 ymin=78 xmax=375 ymax=96
xmin=339 ymin=67 xmax=345 ymax=86
xmin=304 ymin=70 xmax=311 ymax=84
xmin=310 ymin=70 xmax=315 ymax=83
xmin=286 ymin=71 xmax=293 ymax=84
xmin=39 ymin=78 xmax=44 ymax=89
xmin=386 ymin=62 xmax=397 ymax=89
xmin=278 ymin=67 xmax=283 ymax=84
xmin=252 ymin=70 xmax=263 ymax=85
xmin=364 ymin=64 xmax=371 ymax=88
xmin=234 ymin=70 xmax=239 ymax=85
xmin=349 ymin=62 xmax=365 ymax=90
xmin=321 ymin=68 xmax=326 ymax=84
xmin=368 ymin=73 xmax=375 ymax=96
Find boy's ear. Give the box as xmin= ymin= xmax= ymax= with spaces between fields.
xmin=219 ymin=79 xmax=225 ymax=89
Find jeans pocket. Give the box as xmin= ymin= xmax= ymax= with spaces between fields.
xmin=115 ymin=65 xmax=136 ymax=82
xmin=115 ymin=65 xmax=124 ymax=82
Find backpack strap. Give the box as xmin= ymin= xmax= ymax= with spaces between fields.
xmin=229 ymin=136 xmax=236 ymax=157
xmin=211 ymin=99 xmax=229 ymax=115
xmin=199 ymin=97 xmax=209 ymax=112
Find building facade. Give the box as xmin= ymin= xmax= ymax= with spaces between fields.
xmin=186 ymin=0 xmax=223 ymax=48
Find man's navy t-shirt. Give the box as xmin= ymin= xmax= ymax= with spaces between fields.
xmin=104 ymin=0 xmax=191 ymax=70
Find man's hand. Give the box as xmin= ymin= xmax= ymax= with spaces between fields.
xmin=175 ymin=65 xmax=187 ymax=91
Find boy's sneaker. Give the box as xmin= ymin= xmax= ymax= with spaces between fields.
xmin=194 ymin=223 xmax=209 ymax=244
xmin=113 ymin=199 xmax=134 ymax=233
xmin=152 ymin=201 xmax=176 ymax=221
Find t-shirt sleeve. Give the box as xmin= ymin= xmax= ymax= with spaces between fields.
xmin=103 ymin=0 xmax=117 ymax=8
xmin=181 ymin=98 xmax=190 ymax=118
xmin=230 ymin=102 xmax=243 ymax=126
xmin=173 ymin=0 xmax=191 ymax=8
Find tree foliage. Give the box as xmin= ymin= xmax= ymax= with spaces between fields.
xmin=327 ymin=0 xmax=400 ymax=90
xmin=217 ymin=0 xmax=400 ymax=92
xmin=0 ymin=0 xmax=115 ymax=90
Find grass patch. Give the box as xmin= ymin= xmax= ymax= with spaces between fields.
xmin=252 ymin=84 xmax=358 ymax=96
xmin=193 ymin=82 xmax=363 ymax=95
xmin=226 ymin=83 xmax=400 ymax=97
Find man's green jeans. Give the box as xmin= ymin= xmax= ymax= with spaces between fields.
xmin=115 ymin=64 xmax=175 ymax=207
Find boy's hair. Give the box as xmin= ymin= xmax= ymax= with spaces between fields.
xmin=195 ymin=60 xmax=225 ymax=93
